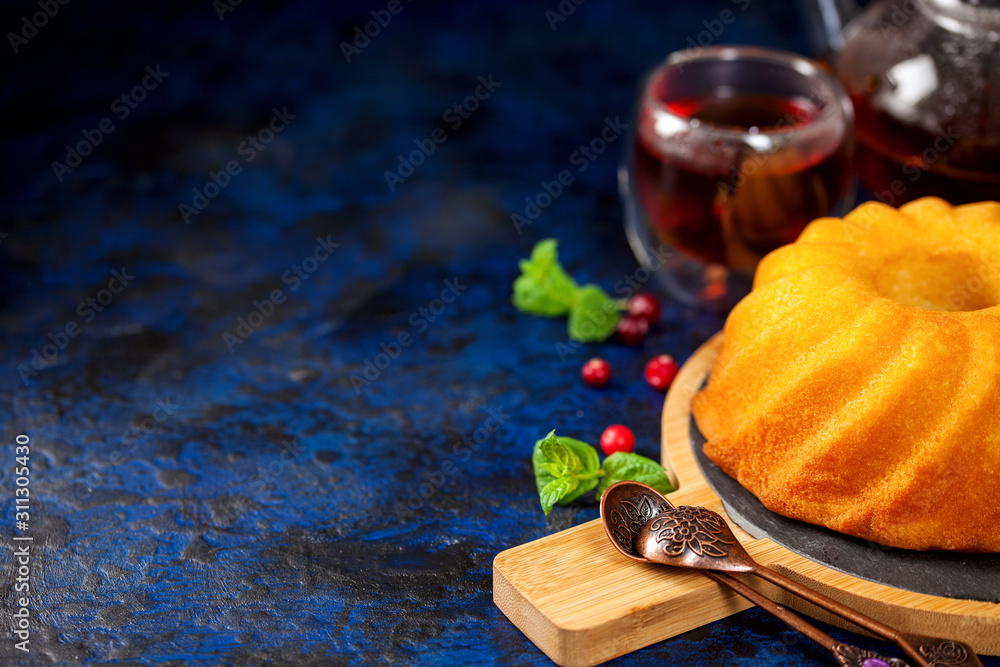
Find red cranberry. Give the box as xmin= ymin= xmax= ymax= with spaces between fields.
xmin=644 ymin=354 xmax=679 ymax=391
xmin=600 ymin=424 xmax=635 ymax=455
xmin=616 ymin=316 xmax=649 ymax=346
xmin=581 ymin=358 xmax=612 ymax=388
xmin=627 ymin=293 xmax=661 ymax=327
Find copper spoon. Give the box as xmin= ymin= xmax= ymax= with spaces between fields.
xmin=601 ymin=481 xmax=982 ymax=667
xmin=600 ymin=481 xmax=903 ymax=667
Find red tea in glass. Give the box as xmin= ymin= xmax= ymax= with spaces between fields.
xmin=620 ymin=47 xmax=855 ymax=308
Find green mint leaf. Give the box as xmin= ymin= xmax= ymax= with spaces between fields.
xmin=567 ymin=283 xmax=620 ymax=342
xmin=554 ymin=435 xmax=601 ymax=478
xmin=597 ymin=452 xmax=675 ymax=497
xmin=539 ymin=476 xmax=579 ymax=515
xmin=540 ymin=435 xmax=581 ymax=475
xmin=532 ymin=431 xmax=603 ymax=512
xmin=512 ymin=239 xmax=579 ymax=317
xmin=540 ymin=461 xmax=570 ymax=478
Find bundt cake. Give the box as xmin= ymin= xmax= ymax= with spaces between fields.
xmin=691 ymin=197 xmax=1000 ymax=552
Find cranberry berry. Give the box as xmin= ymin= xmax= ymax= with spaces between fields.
xmin=600 ymin=424 xmax=635 ymax=456
xmin=627 ymin=293 xmax=661 ymax=327
xmin=616 ymin=316 xmax=649 ymax=346
xmin=644 ymin=354 xmax=679 ymax=391
xmin=581 ymin=358 xmax=612 ymax=388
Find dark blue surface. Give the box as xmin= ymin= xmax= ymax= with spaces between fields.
xmin=1 ymin=0 xmax=996 ymax=665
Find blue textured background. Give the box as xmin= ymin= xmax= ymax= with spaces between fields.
xmin=1 ymin=0 xmax=996 ymax=664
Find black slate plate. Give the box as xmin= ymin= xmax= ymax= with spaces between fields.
xmin=689 ymin=412 xmax=1000 ymax=603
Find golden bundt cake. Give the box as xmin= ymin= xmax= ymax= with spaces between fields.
xmin=692 ymin=197 xmax=1000 ymax=552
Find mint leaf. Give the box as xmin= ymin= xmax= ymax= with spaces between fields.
xmin=540 ymin=435 xmax=581 ymax=476
xmin=539 ymin=477 xmax=579 ymax=515
xmin=568 ymin=283 xmax=620 ymax=342
xmin=532 ymin=431 xmax=603 ymax=512
xmin=540 ymin=461 xmax=569 ymax=477
xmin=512 ymin=239 xmax=626 ymax=343
xmin=512 ymin=239 xmax=579 ymax=317
xmin=597 ymin=452 xmax=674 ymax=496
xmin=552 ymin=435 xmax=601 ymax=479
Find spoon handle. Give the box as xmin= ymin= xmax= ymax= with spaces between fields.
xmin=749 ymin=565 xmax=981 ymax=667
xmin=701 ymin=569 xmax=901 ymax=665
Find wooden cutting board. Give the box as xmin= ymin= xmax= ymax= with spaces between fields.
xmin=493 ymin=333 xmax=1000 ymax=667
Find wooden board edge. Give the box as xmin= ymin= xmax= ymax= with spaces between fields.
xmin=494 ymin=542 xmax=756 ymax=667
xmin=493 ymin=561 xmax=570 ymax=665
xmin=661 ymin=332 xmax=723 ymax=495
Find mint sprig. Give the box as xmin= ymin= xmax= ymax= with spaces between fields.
xmin=568 ymin=284 xmax=619 ymax=342
xmin=532 ymin=431 xmax=602 ymax=514
xmin=531 ymin=430 xmax=673 ymax=515
xmin=513 ymin=239 xmax=620 ymax=342
xmin=512 ymin=239 xmax=579 ymax=317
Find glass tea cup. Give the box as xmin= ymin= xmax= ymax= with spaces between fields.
xmin=619 ymin=46 xmax=855 ymax=310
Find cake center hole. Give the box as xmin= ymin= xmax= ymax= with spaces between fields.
xmin=874 ymin=251 xmax=1000 ymax=312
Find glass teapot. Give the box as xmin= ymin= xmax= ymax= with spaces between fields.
xmin=810 ymin=0 xmax=1000 ymax=204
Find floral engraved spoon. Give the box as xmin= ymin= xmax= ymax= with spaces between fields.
xmin=600 ymin=481 xmax=982 ymax=667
